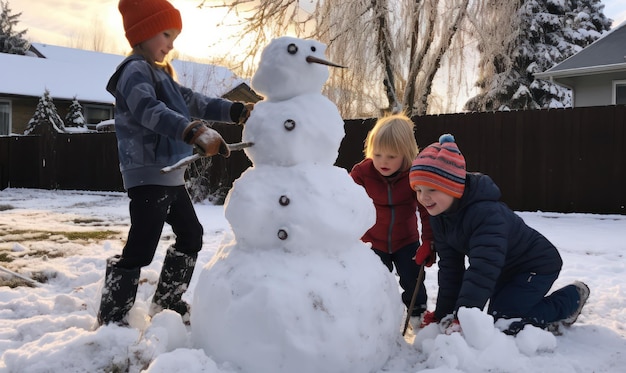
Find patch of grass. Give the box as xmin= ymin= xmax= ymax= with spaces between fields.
xmin=0 ymin=229 xmax=118 ymax=242
xmin=0 ymin=204 xmax=14 ymax=211
xmin=73 ymin=217 xmax=105 ymax=225
xmin=28 ymin=249 xmax=66 ymax=259
xmin=64 ymin=230 xmax=118 ymax=240
xmin=0 ymin=277 xmax=37 ymax=288
xmin=0 ymin=252 xmax=14 ymax=263
xmin=0 ymin=230 xmax=51 ymax=242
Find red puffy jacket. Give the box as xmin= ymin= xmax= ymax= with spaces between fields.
xmin=350 ymin=158 xmax=433 ymax=254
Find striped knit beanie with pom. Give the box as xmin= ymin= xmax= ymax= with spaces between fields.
xmin=409 ymin=134 xmax=466 ymax=198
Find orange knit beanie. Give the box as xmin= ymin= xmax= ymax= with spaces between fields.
xmin=409 ymin=134 xmax=466 ymax=198
xmin=118 ymin=0 xmax=182 ymax=47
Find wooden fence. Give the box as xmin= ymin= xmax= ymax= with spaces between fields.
xmin=1 ymin=105 xmax=624 ymax=214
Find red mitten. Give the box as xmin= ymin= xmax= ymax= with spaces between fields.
xmin=420 ymin=311 xmax=438 ymax=328
xmin=414 ymin=241 xmax=436 ymax=267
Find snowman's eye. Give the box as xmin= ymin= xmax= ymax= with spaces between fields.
xmin=311 ymin=46 xmax=316 ymax=52
xmin=287 ymin=43 xmax=298 ymax=54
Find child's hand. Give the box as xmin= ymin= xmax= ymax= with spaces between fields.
xmin=183 ymin=121 xmax=230 ymax=157
xmin=230 ymin=102 xmax=255 ymax=125
xmin=420 ymin=311 xmax=438 ymax=328
xmin=440 ymin=314 xmax=461 ymax=334
xmin=414 ymin=241 xmax=436 ymax=267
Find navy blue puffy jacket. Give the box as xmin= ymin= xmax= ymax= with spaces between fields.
xmin=432 ymin=173 xmax=563 ymax=320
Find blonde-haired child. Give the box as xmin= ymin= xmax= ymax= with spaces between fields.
xmin=350 ymin=113 xmax=434 ymax=329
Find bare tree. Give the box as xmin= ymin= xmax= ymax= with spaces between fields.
xmin=464 ymin=0 xmax=521 ymax=111
xmin=201 ymin=0 xmax=473 ymax=117
xmin=399 ymin=0 xmax=470 ymax=115
xmin=68 ymin=17 xmax=114 ymax=53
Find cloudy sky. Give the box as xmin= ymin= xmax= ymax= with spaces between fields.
xmin=12 ymin=0 xmax=626 ymax=60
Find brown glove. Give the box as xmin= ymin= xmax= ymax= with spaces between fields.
xmin=183 ymin=121 xmax=230 ymax=157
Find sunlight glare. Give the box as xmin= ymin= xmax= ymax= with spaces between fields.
xmin=170 ymin=1 xmax=244 ymax=61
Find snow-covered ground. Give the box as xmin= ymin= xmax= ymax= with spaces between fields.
xmin=0 ymin=187 xmax=625 ymax=373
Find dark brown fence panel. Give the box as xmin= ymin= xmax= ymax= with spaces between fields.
xmin=0 ymin=137 xmax=8 ymax=190
xmin=54 ymin=133 xmax=123 ymax=192
xmin=208 ymin=123 xmax=251 ymax=195
xmin=6 ymin=136 xmax=41 ymax=189
xmin=2 ymin=106 xmax=625 ymax=214
xmin=573 ymin=106 xmax=625 ymax=213
xmin=336 ymin=118 xmax=376 ymax=171
xmin=612 ymin=106 xmax=626 ymax=212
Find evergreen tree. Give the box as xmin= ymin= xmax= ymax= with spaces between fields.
xmin=0 ymin=0 xmax=30 ymax=55
xmin=564 ymin=0 xmax=612 ymax=46
xmin=466 ymin=0 xmax=611 ymax=111
xmin=24 ymin=90 xmax=65 ymax=135
xmin=64 ymin=97 xmax=86 ymax=128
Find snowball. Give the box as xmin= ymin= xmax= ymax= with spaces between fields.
xmin=515 ymin=324 xmax=557 ymax=356
xmin=457 ymin=307 xmax=497 ymax=350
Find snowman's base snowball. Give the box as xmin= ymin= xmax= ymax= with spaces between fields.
xmin=191 ymin=241 xmax=403 ymax=373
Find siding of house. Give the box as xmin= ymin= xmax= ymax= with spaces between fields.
xmin=571 ymin=72 xmax=626 ymax=107
xmin=6 ymin=96 xmax=77 ymax=134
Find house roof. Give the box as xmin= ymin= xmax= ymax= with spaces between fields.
xmin=0 ymin=43 xmax=247 ymax=104
xmin=535 ymin=21 xmax=626 ymax=80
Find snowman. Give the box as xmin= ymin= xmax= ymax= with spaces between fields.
xmin=191 ymin=36 xmax=403 ymax=373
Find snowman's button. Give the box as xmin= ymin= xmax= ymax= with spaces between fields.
xmin=284 ymin=119 xmax=296 ymax=131
xmin=279 ymin=195 xmax=290 ymax=206
xmin=277 ymin=229 xmax=288 ymax=240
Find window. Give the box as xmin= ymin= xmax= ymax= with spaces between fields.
xmin=613 ymin=80 xmax=626 ymax=105
xmin=83 ymin=104 xmax=113 ymax=125
xmin=0 ymin=100 xmax=10 ymax=136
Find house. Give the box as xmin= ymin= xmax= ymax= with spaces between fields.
xmin=534 ymin=21 xmax=626 ymax=108
xmin=0 ymin=43 xmax=260 ymax=135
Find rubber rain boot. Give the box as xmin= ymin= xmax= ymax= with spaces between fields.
xmin=149 ymin=247 xmax=197 ymax=323
xmin=97 ymin=255 xmax=140 ymax=326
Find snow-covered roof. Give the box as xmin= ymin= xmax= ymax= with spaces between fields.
xmin=0 ymin=43 xmax=246 ymax=104
xmin=535 ymin=21 xmax=626 ymax=79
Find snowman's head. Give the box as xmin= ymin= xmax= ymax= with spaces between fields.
xmin=251 ymin=36 xmax=345 ymax=101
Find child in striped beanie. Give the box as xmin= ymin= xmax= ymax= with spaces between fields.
xmin=409 ymin=133 xmax=466 ymax=200
xmin=409 ymin=134 xmax=590 ymax=336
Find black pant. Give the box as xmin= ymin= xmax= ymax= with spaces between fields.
xmin=372 ymin=242 xmax=427 ymax=316
xmin=116 ymin=185 xmax=203 ymax=269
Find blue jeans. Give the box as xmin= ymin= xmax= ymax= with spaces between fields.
xmin=488 ymin=272 xmax=579 ymax=325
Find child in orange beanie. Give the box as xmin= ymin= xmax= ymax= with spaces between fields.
xmin=97 ymin=0 xmax=252 ymax=327
xmin=410 ymin=134 xmax=589 ymax=335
